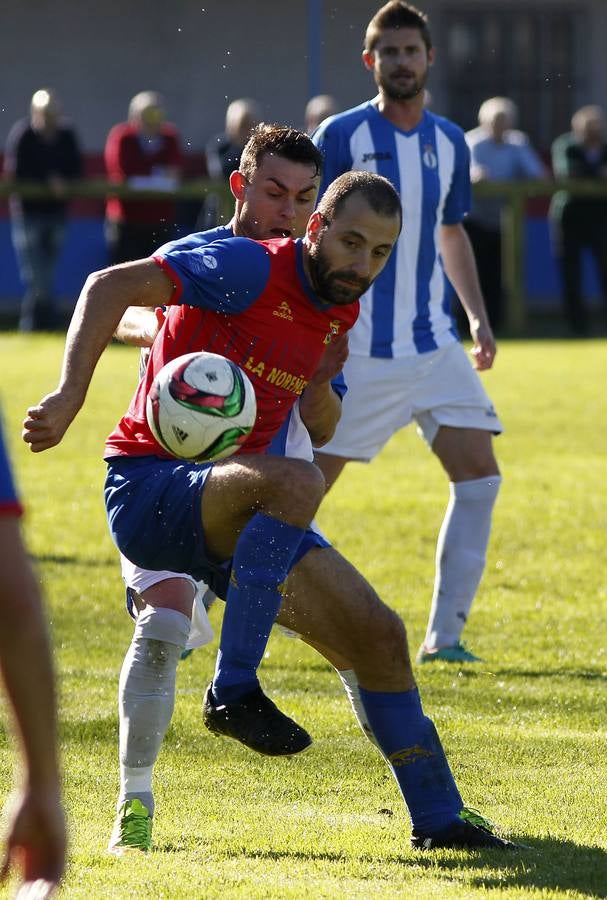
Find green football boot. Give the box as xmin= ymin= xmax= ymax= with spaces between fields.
xmin=108 ymin=799 xmax=152 ymax=855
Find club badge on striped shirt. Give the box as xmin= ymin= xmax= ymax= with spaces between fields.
xmin=422 ymin=144 xmax=438 ymax=169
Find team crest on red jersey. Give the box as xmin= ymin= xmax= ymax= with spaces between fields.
xmin=273 ymin=300 xmax=294 ymax=321
xmin=324 ymin=320 xmax=341 ymax=344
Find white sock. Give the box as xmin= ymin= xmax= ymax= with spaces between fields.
xmin=336 ymin=669 xmax=382 ymax=754
xmin=118 ymin=606 xmax=190 ymax=816
xmin=424 ymin=475 xmax=501 ymax=650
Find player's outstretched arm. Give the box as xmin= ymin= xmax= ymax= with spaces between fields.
xmin=23 ymin=259 xmax=173 ymax=452
xmin=300 ymin=333 xmax=349 ymax=447
xmin=439 ymin=223 xmax=496 ymax=371
xmin=0 ymin=519 xmax=65 ymax=896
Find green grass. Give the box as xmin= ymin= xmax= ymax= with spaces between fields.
xmin=0 ymin=333 xmax=606 ymax=898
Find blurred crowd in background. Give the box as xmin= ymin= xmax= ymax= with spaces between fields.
xmin=3 ymin=86 xmax=607 ymax=335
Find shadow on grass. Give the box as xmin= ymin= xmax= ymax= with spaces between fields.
xmin=170 ymin=838 xmax=606 ymax=897
xmin=501 ymin=668 xmax=607 ymax=683
xmin=428 ymin=667 xmax=607 ymax=684
xmin=31 ymin=552 xmax=115 ymax=567
xmin=406 ymin=837 xmax=607 ymax=897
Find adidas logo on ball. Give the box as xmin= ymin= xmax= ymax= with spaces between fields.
xmin=146 ymin=351 xmax=257 ymax=463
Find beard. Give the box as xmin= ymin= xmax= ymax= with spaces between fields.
xmin=308 ymin=238 xmax=371 ymax=306
xmin=378 ymin=67 xmax=427 ymax=101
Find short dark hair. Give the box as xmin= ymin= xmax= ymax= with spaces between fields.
xmin=239 ymin=123 xmax=323 ymax=181
xmin=364 ymin=1 xmax=432 ymax=53
xmin=317 ymin=171 xmax=402 ymax=230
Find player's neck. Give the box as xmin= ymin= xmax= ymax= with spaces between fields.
xmin=375 ymin=93 xmax=425 ymax=132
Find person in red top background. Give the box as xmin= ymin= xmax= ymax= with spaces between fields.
xmin=104 ymin=90 xmax=182 ymax=264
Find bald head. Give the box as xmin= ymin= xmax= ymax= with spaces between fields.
xmin=30 ymin=88 xmax=62 ymax=132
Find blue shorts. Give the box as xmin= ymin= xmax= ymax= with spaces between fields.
xmin=104 ymin=456 xmax=330 ymax=599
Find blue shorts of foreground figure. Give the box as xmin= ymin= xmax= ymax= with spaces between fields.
xmin=104 ymin=456 xmax=329 ymax=594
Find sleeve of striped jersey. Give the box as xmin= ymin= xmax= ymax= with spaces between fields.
xmin=442 ymin=133 xmax=472 ymax=225
xmin=313 ymin=120 xmax=353 ymax=199
xmin=155 ymin=236 xmax=271 ymax=314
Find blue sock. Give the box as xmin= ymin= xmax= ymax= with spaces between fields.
xmin=212 ymin=512 xmax=305 ymax=703
xmin=359 ymin=686 xmax=463 ymax=833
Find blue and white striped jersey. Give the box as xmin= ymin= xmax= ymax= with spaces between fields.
xmin=314 ymin=101 xmax=471 ymax=358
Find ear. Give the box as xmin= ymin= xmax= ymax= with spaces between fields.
xmin=428 ymin=47 xmax=436 ymax=69
xmin=306 ymin=210 xmax=325 ymax=245
xmin=362 ymin=50 xmax=375 ymax=72
xmin=230 ymin=170 xmax=247 ymax=202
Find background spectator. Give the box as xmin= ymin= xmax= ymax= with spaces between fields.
xmin=200 ymin=98 xmax=260 ymax=229
xmin=465 ymin=97 xmax=546 ymax=331
xmin=304 ymin=94 xmax=338 ymax=134
xmin=205 ymin=98 xmax=261 ymax=181
xmin=104 ymin=90 xmax=182 ymax=264
xmin=550 ymin=104 xmax=607 ymax=335
xmin=4 ymin=89 xmax=82 ymax=332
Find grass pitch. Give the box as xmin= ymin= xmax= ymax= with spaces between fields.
xmin=0 ymin=333 xmax=606 ymax=899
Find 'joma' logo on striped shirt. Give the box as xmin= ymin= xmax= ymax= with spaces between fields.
xmin=362 ymin=151 xmax=393 ymax=162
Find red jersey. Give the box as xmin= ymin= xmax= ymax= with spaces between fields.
xmin=104 ymin=121 xmax=182 ymax=225
xmin=105 ymin=237 xmax=359 ymax=458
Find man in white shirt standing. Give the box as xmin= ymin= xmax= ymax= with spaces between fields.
xmin=313 ymin=1 xmax=503 ymax=664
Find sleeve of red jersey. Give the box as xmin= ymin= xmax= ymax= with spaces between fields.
xmin=153 ymin=236 xmax=271 ymax=314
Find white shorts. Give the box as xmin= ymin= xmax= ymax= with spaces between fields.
xmin=120 ymin=553 xmax=214 ymax=651
xmin=322 ymin=342 xmax=502 ymax=461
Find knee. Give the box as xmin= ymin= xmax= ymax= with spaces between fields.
xmin=269 ymin=458 xmax=326 ymax=517
xmin=372 ymin=605 xmax=409 ymax=662
xmin=349 ymin=598 xmax=409 ymax=670
xmin=456 ymin=454 xmax=501 ymax=482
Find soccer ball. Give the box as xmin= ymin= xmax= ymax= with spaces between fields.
xmin=146 ymin=351 xmax=256 ymax=462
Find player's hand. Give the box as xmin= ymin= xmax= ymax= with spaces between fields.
xmin=22 ymin=389 xmax=82 ymax=452
xmin=468 ymin=317 xmax=496 ymax=371
xmin=0 ymin=788 xmax=66 ymax=897
xmin=310 ymin=333 xmax=349 ymax=385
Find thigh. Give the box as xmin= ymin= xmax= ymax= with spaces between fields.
xmin=106 ymin=454 xmax=323 ymax=581
xmin=413 ymin=343 xmax=503 ymax=448
xmin=201 ymin=454 xmax=325 ymax=560
xmin=120 ymin=552 xmax=197 ymax=600
xmin=105 ymin=456 xmax=220 ymax=582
